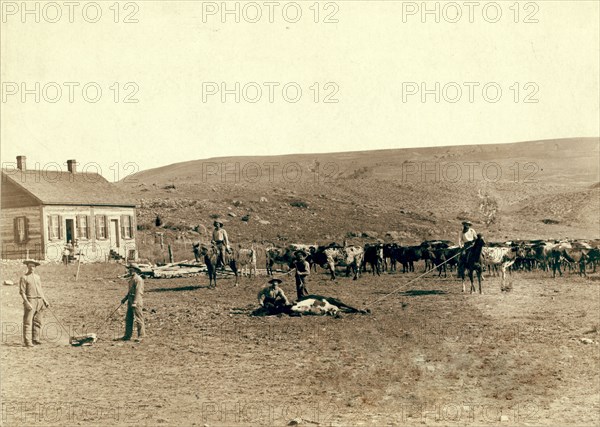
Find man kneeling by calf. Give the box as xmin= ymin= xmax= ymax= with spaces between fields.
xmin=256 ymin=278 xmax=292 ymax=315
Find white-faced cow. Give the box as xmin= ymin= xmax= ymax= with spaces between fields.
xmin=481 ymin=246 xmax=517 ymax=290
xmin=235 ymin=245 xmax=257 ymax=278
xmin=311 ymin=244 xmax=364 ymax=280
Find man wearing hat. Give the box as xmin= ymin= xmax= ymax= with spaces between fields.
xmin=19 ymin=260 xmax=49 ymax=347
xmin=458 ymin=221 xmax=478 ymax=278
xmin=257 ymin=278 xmax=291 ymax=314
xmin=211 ymin=221 xmax=230 ymax=269
xmin=458 ymin=221 xmax=478 ymax=248
xmin=291 ymin=251 xmax=310 ymax=300
xmin=118 ymin=265 xmax=146 ymax=342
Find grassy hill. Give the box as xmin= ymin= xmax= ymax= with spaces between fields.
xmin=119 ymin=137 xmax=599 ymax=254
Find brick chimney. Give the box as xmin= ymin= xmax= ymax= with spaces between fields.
xmin=67 ymin=159 xmax=77 ymax=173
xmin=16 ymin=155 xmax=26 ymax=170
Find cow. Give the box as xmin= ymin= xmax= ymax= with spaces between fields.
xmin=545 ymin=241 xmax=576 ymax=278
xmin=393 ymin=245 xmax=425 ymax=273
xmin=420 ymin=240 xmax=452 ymax=271
xmin=513 ymin=242 xmax=537 ymax=272
xmin=266 ymin=244 xmax=319 ymax=276
xmin=252 ymin=294 xmax=369 ymax=316
xmin=290 ymin=295 xmax=369 ymax=315
xmin=481 ymin=246 xmax=517 ymax=290
xmin=363 ymin=243 xmax=384 ymax=276
xmin=426 ymin=246 xmax=461 ymax=277
xmin=528 ymin=241 xmax=557 ymax=273
xmin=235 ymin=245 xmax=257 ymax=278
xmin=560 ymin=242 xmax=591 ymax=277
xmin=265 ymin=246 xmax=295 ymax=276
xmin=311 ymin=244 xmax=364 ymax=280
xmin=382 ymin=243 xmax=398 ymax=272
xmin=200 ymin=243 xmax=239 ymax=288
xmin=588 ymin=248 xmax=600 ymax=273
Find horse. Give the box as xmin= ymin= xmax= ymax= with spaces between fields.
xmin=459 ymin=236 xmax=486 ymax=294
xmin=200 ymin=243 xmax=239 ymax=288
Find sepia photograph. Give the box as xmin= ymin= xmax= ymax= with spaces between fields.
xmin=1 ymin=1 xmax=599 ymax=426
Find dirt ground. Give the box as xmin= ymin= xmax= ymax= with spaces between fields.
xmin=1 ymin=262 xmax=599 ymax=426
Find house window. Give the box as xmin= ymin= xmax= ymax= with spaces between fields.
xmin=121 ymin=215 xmax=134 ymax=239
xmin=77 ymin=215 xmax=90 ymax=239
xmin=96 ymin=215 xmax=107 ymax=239
xmin=48 ymin=215 xmax=61 ymax=240
xmin=14 ymin=216 xmax=28 ymax=244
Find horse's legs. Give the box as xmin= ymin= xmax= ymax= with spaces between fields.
xmin=228 ymin=261 xmax=239 ymax=286
xmin=469 ymin=269 xmax=475 ymax=293
xmin=477 ymin=269 xmax=483 ymax=294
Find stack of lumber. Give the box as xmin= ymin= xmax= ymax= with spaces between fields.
xmin=132 ymin=261 xmax=238 ymax=279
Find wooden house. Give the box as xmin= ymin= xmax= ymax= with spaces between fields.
xmin=1 ymin=156 xmax=137 ymax=262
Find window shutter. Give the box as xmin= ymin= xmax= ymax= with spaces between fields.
xmin=48 ymin=215 xmax=53 ymax=240
xmin=95 ymin=216 xmax=101 ymax=239
xmin=86 ymin=215 xmax=91 ymax=239
xmin=104 ymin=215 xmax=108 ymax=239
xmin=120 ymin=215 xmax=126 ymax=238
xmin=24 ymin=217 xmax=29 ymax=242
xmin=58 ymin=215 xmax=63 ymax=239
xmin=14 ymin=217 xmax=20 ymax=244
xmin=129 ymin=215 xmax=134 ymax=239
xmin=76 ymin=216 xmax=80 ymax=239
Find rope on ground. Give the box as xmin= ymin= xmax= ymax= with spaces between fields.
xmin=368 ymin=250 xmax=463 ymax=305
xmin=46 ymin=307 xmax=73 ymax=337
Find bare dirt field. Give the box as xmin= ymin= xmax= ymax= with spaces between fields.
xmin=1 ymin=262 xmax=599 ymax=426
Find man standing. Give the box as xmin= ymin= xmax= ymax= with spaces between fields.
xmin=211 ymin=221 xmax=230 ymax=269
xmin=257 ymin=278 xmax=291 ymax=314
xmin=119 ymin=265 xmax=145 ymax=342
xmin=19 ymin=260 xmax=49 ymax=347
xmin=291 ymin=251 xmax=310 ymax=300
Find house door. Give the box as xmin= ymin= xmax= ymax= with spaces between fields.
xmin=109 ymin=219 xmax=120 ymax=250
xmin=65 ymin=219 xmax=75 ymax=244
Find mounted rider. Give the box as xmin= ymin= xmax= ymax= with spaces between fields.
xmin=458 ymin=220 xmax=478 ymax=278
xmin=211 ymin=221 xmax=230 ymax=269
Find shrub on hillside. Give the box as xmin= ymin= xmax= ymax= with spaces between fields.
xmin=290 ymin=201 xmax=309 ymax=208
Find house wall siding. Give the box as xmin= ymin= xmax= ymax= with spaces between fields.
xmin=42 ymin=206 xmax=137 ymax=262
xmin=0 ymin=206 xmax=43 ymax=259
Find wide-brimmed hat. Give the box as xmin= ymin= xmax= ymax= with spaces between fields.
xmin=213 ymin=221 xmax=223 ymax=227
xmin=126 ymin=264 xmax=142 ymax=272
xmin=23 ymin=259 xmax=40 ymax=267
xmin=268 ymin=278 xmax=283 ymax=285
xmin=462 ymin=221 xmax=472 ymax=226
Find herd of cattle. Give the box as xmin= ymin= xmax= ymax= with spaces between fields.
xmin=194 ymin=238 xmax=600 ymax=286
xmin=255 ymin=239 xmax=600 ymax=281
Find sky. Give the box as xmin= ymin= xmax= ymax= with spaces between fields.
xmin=1 ymin=1 xmax=599 ymax=181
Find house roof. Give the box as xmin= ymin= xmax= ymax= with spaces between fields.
xmin=1 ymin=170 xmax=136 ymax=207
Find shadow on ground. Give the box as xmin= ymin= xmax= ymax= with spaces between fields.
xmin=396 ymin=289 xmax=448 ymax=296
xmin=147 ymin=285 xmax=209 ymax=293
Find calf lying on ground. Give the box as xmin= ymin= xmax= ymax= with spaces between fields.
xmin=252 ymin=295 xmax=369 ymax=316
